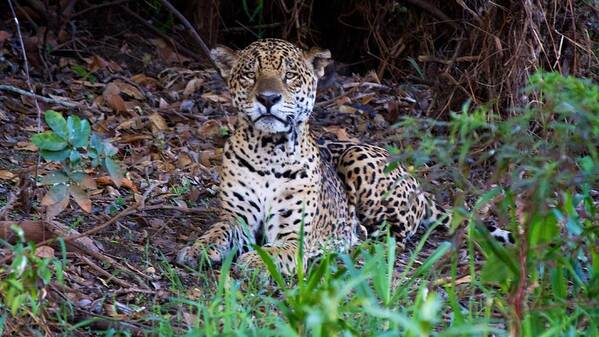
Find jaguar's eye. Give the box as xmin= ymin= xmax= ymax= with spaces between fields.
xmin=285 ymin=72 xmax=297 ymax=80
xmin=243 ymin=72 xmax=255 ymax=79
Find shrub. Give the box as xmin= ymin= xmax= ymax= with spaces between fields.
xmin=31 ymin=110 xmax=124 ymax=218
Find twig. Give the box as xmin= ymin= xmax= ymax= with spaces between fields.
xmin=402 ymin=0 xmax=461 ymax=30
xmin=112 ymin=287 xmax=159 ymax=295
xmin=223 ymin=22 xmax=281 ymax=34
xmin=6 ymin=0 xmax=43 ymax=183
xmin=157 ymin=0 xmax=219 ymax=71
xmin=77 ymin=254 xmax=133 ymax=288
xmin=0 ymin=84 xmax=80 ymax=109
xmin=418 ymin=55 xmax=481 ymax=64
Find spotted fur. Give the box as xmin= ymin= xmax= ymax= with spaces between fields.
xmin=176 ymin=39 xmax=507 ymax=275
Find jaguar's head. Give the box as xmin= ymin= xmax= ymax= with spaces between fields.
xmin=211 ymin=38 xmax=330 ymax=134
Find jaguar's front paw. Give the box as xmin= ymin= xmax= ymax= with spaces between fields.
xmin=236 ymin=251 xmax=266 ymax=271
xmin=176 ymin=240 xmax=223 ymax=268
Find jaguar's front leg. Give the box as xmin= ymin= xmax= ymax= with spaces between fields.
xmin=236 ymin=239 xmax=301 ymax=276
xmin=177 ymin=218 xmax=254 ymax=268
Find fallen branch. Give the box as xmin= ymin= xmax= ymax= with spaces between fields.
xmin=0 ymin=220 xmax=103 ymax=254
xmin=0 ymin=203 xmax=205 ymax=266
xmin=0 ymin=84 xmax=80 ymax=109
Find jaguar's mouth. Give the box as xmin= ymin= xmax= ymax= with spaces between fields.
xmin=252 ymin=113 xmax=290 ymax=126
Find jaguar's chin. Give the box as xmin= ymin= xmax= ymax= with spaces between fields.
xmin=254 ymin=118 xmax=292 ymax=134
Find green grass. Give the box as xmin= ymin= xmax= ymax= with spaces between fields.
xmin=1 ymin=71 xmax=598 ymax=336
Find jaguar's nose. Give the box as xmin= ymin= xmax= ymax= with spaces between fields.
xmin=256 ymin=92 xmax=282 ymax=110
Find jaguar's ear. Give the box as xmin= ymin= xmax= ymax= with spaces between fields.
xmin=304 ymin=47 xmax=331 ymax=79
xmin=211 ymin=46 xmax=238 ymax=80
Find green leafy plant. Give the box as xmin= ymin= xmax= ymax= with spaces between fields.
xmin=0 ymin=225 xmax=63 ymax=318
xmin=31 ymin=110 xmax=124 ymax=218
xmin=389 ymin=71 xmax=599 ymax=336
xmin=71 ymin=65 xmax=97 ymax=83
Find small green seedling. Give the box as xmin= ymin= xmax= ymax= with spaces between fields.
xmin=31 ymin=110 xmax=124 ymax=218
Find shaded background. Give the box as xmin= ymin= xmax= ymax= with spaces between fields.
xmin=1 ymin=0 xmax=598 ymax=114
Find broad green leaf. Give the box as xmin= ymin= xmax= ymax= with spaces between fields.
xmin=68 ymin=115 xmax=91 ymax=148
xmin=31 ymin=131 xmax=68 ymax=151
xmin=40 ymin=149 xmax=70 ymax=161
xmin=66 ymin=115 xmax=80 ymax=144
xmin=41 ymin=183 xmax=69 ymax=206
xmin=11 ymin=253 xmax=28 ymax=277
xmin=69 ymin=149 xmax=81 ymax=163
xmin=39 ymin=171 xmax=68 ymax=185
xmin=11 ymin=294 xmax=25 ymax=316
xmin=90 ymin=133 xmax=104 ymax=153
xmin=75 ymin=119 xmax=91 ymax=148
xmin=44 ymin=110 xmax=68 ymax=139
xmin=480 ymin=253 xmax=514 ymax=287
xmin=105 ymin=157 xmax=123 ymax=187
xmin=103 ymin=142 xmax=118 ymax=156
xmin=551 ymin=267 xmax=568 ymax=299
xmin=529 ymin=213 xmax=559 ymax=246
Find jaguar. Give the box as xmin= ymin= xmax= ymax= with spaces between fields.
xmin=176 ymin=39 xmax=512 ymax=274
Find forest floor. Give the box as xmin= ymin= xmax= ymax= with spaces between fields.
xmin=0 ymin=26 xmax=480 ymax=335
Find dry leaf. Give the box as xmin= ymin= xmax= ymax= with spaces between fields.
xmin=335 ymin=96 xmax=351 ymax=105
xmin=0 ymin=170 xmax=15 ymax=180
xmin=131 ymin=74 xmax=159 ymax=89
xmin=80 ymin=175 xmax=97 ymax=190
xmin=197 ymin=120 xmax=224 ymax=138
xmin=46 ymin=194 xmax=69 ymax=219
xmin=118 ymin=134 xmax=153 ymax=143
xmin=35 ymin=246 xmax=55 ymax=259
xmin=159 ymin=98 xmax=169 ymax=109
xmin=70 ymin=185 xmax=92 ymax=213
xmin=42 ymin=186 xmax=68 ymax=206
xmin=96 ymin=176 xmax=139 ymax=193
xmin=338 ymin=105 xmax=358 ymax=114
xmin=360 ymin=94 xmax=375 ymax=105
xmin=116 ymin=118 xmax=139 ymax=130
xmin=183 ymin=78 xmax=203 ymax=97
xmin=148 ymin=112 xmax=168 ymax=133
xmin=85 ymin=55 xmax=110 ymax=72
xmin=102 ymin=82 xmax=127 ymax=112
xmin=16 ymin=141 xmax=38 ymax=151
xmin=323 ymin=126 xmax=353 ymax=141
xmin=198 ymin=150 xmax=218 ymax=166
xmin=115 ymin=81 xmax=144 ymax=100
xmin=201 ymin=92 xmax=229 ymax=103
xmin=176 ymin=154 xmax=193 ymax=168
